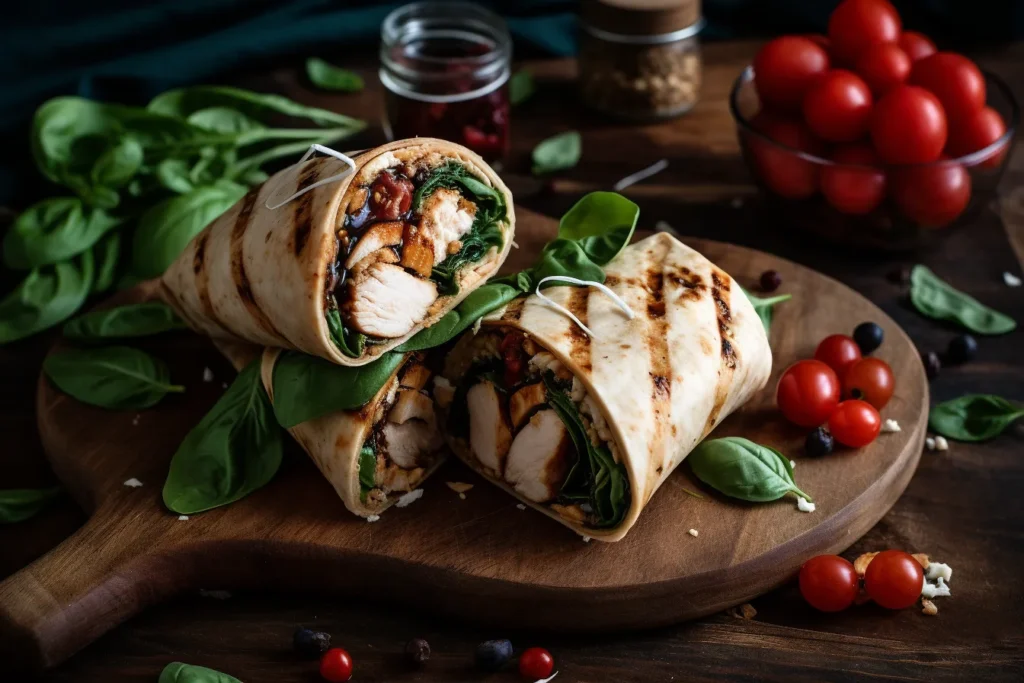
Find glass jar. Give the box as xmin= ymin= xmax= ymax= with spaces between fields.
xmin=380 ymin=1 xmax=511 ymax=162
xmin=580 ymin=0 xmax=704 ymax=121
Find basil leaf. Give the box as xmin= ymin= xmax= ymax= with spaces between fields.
xmin=532 ymin=131 xmax=581 ymax=175
xmin=910 ymin=265 xmax=1016 ymax=335
xmin=89 ymin=136 xmax=144 ymax=189
xmin=92 ymin=232 xmax=121 ymax=293
xmin=359 ymin=446 xmax=377 ymax=496
xmin=326 ymin=308 xmax=365 ymax=358
xmin=162 ymin=359 xmax=282 ymax=514
xmin=4 ymin=197 xmax=121 ymax=269
xmin=510 ymin=69 xmax=535 ymax=106
xmin=43 ymin=346 xmax=184 ymax=409
xmin=306 ymin=58 xmax=365 ymax=92
xmin=63 ymin=301 xmax=187 ymax=341
xmin=557 ymin=192 xmax=639 ymax=265
xmin=929 ymin=394 xmax=1024 ymax=442
xmin=0 ymin=253 xmax=94 ymax=344
xmin=158 ymin=662 xmax=243 ymax=683
xmin=0 ymin=487 xmax=62 ymax=524
xmin=688 ymin=437 xmax=811 ymax=503
xmin=738 ymin=287 xmax=792 ymax=334
xmin=131 ymin=180 xmax=248 ymax=279
xmin=271 ymin=351 xmax=406 ymax=428
xmin=398 ymin=282 xmax=522 ymax=352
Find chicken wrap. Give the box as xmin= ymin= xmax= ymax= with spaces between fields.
xmin=438 ymin=233 xmax=773 ymax=541
xmin=162 ymin=138 xmax=515 ymax=366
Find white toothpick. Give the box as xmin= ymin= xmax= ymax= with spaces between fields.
xmin=534 ymin=276 xmax=635 ymax=339
xmin=264 ymin=144 xmax=357 ymax=210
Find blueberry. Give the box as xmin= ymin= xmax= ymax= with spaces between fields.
xmin=760 ymin=269 xmax=782 ymax=292
xmin=946 ymin=334 xmax=977 ymax=365
xmin=922 ymin=350 xmax=941 ymax=379
xmin=805 ymin=427 xmax=834 ymax=457
xmin=405 ymin=637 xmax=431 ymax=665
xmin=853 ymin=322 xmax=884 ymax=355
xmin=293 ymin=627 xmax=331 ymax=658
xmin=475 ymin=639 xmax=513 ymax=672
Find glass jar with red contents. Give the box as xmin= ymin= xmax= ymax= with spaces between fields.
xmin=380 ymin=2 xmax=511 ymax=162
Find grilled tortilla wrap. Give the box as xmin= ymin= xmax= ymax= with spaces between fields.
xmin=163 ymin=138 xmax=515 ymax=367
xmin=216 ymin=342 xmax=446 ymax=517
xmin=438 ymin=233 xmax=773 ymax=541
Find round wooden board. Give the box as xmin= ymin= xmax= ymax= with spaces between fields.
xmin=0 ymin=209 xmax=927 ymax=674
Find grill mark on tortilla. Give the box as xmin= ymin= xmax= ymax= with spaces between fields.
xmin=705 ymin=269 xmax=740 ymax=433
xmin=191 ymin=231 xmax=219 ymax=328
xmin=230 ymin=190 xmax=283 ymax=339
xmin=565 ymin=286 xmax=591 ymax=373
xmin=645 ymin=264 xmax=672 ymax=488
xmin=292 ymin=161 xmax=321 ymax=256
xmin=666 ymin=266 xmax=706 ymax=302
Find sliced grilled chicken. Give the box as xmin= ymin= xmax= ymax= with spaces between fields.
xmin=504 ymin=410 xmax=574 ymax=503
xmin=345 ymin=262 xmax=437 ymax=338
xmin=381 ymin=419 xmax=442 ymax=469
xmin=509 ymin=382 xmax=547 ymax=431
xmin=420 ymin=188 xmax=476 ymax=263
xmin=344 ymin=221 xmax=404 ymax=269
xmin=467 ymin=382 xmax=512 ymax=473
xmin=388 ymin=389 xmax=435 ymax=425
xmin=382 ymin=465 xmax=426 ymax=492
xmin=400 ymin=363 xmax=432 ymax=391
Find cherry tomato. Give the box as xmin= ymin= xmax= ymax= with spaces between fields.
xmin=748 ymin=114 xmax=823 ymax=200
xmin=863 ymin=550 xmax=924 ymax=609
xmin=828 ymin=0 xmax=902 ymax=66
xmin=890 ymin=159 xmax=971 ymax=227
xmin=804 ymin=34 xmax=831 ymax=51
xmin=909 ymin=52 xmax=986 ymax=123
xmin=519 ymin=647 xmax=555 ymax=679
xmin=814 ymin=334 xmax=863 ymax=378
xmin=802 ymin=70 xmax=874 ymax=142
xmin=821 ymin=144 xmax=886 ymax=215
xmin=753 ymin=36 xmax=831 ymax=111
xmin=898 ymin=31 xmax=937 ymax=62
xmin=842 ymin=357 xmax=895 ymax=409
xmin=856 ymin=42 xmax=911 ymax=95
xmin=870 ymin=85 xmax=947 ymax=164
xmin=320 ymin=648 xmax=353 ymax=683
xmin=799 ymin=555 xmax=860 ymax=612
xmin=776 ymin=360 xmax=841 ymax=428
xmin=946 ymin=106 xmax=1008 ymax=169
xmin=827 ymin=399 xmax=881 ymax=447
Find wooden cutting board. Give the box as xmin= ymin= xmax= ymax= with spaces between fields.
xmin=0 ymin=209 xmax=927 ymax=675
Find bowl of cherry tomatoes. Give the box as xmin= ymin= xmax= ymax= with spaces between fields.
xmin=730 ymin=0 xmax=1019 ymax=250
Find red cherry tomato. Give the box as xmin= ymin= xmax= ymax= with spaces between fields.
xmin=814 ymin=334 xmax=863 ymax=378
xmin=842 ymin=357 xmax=895 ymax=409
xmin=320 ymin=648 xmax=353 ymax=683
xmin=890 ymin=159 xmax=971 ymax=227
xmin=519 ymin=648 xmax=555 ymax=680
xmin=909 ymin=52 xmax=986 ymax=123
xmin=856 ymin=42 xmax=911 ymax=95
xmin=804 ymin=33 xmax=831 ymax=51
xmin=946 ymin=106 xmax=1008 ymax=169
xmin=864 ymin=550 xmax=924 ymax=609
xmin=802 ymin=69 xmax=874 ymax=142
xmin=753 ymin=36 xmax=831 ymax=111
xmin=898 ymin=31 xmax=937 ymax=62
xmin=821 ymin=144 xmax=887 ymax=215
xmin=828 ymin=0 xmax=902 ymax=66
xmin=870 ymin=85 xmax=947 ymax=164
xmin=748 ymin=114 xmax=823 ymax=200
xmin=827 ymin=399 xmax=881 ymax=447
xmin=799 ymin=555 xmax=860 ymax=612
xmin=776 ymin=360 xmax=841 ymax=428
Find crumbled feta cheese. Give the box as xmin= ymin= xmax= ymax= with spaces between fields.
xmin=789 ymin=459 xmax=796 ymax=469
xmin=202 ymin=367 xmax=214 ymax=382
xmin=516 ymin=503 xmax=527 ymax=511
xmin=925 ymin=437 xmax=936 ymax=451
xmin=797 ymin=496 xmax=816 ymax=513
xmin=198 ymin=589 xmax=232 ymax=599
xmin=581 ymin=536 xmax=591 ymax=543
xmin=365 ymin=514 xmax=381 ymax=523
xmin=881 ymin=419 xmax=901 ymax=433
xmin=123 ymin=478 xmax=143 ymax=488
xmin=395 ymin=489 xmax=424 ymax=508
xmin=688 ymin=528 xmax=699 ymax=537
xmin=926 ymin=562 xmax=953 ymax=583
xmin=934 ymin=436 xmax=949 ymax=451
xmin=178 ymin=515 xmax=189 ymax=521
xmin=921 ymin=576 xmax=951 ymax=599
xmin=579 ymin=502 xmax=593 ymax=514
xmin=1004 ymin=271 xmax=1022 ymax=287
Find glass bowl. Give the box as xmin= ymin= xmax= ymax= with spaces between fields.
xmin=729 ymin=66 xmax=1019 ymax=250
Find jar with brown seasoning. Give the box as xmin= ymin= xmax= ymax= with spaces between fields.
xmin=580 ymin=0 xmax=704 ymax=121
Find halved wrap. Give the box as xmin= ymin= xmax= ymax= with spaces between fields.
xmin=162 ymin=138 xmax=515 ymax=366
xmin=438 ymin=233 xmax=773 ymax=541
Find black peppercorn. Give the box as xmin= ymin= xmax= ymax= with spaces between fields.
xmin=405 ymin=637 xmax=431 ymax=665
xmin=760 ymin=269 xmax=782 ymax=292
xmin=805 ymin=427 xmax=834 ymax=457
xmin=475 ymin=639 xmax=513 ymax=672
xmin=853 ymin=322 xmax=884 ymax=355
xmin=922 ymin=350 xmax=941 ymax=379
xmin=293 ymin=627 xmax=331 ymax=658
xmin=946 ymin=334 xmax=978 ymax=365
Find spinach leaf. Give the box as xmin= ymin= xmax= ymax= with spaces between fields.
xmin=130 ymin=180 xmax=248 ymax=279
xmin=187 ymin=107 xmax=263 ymax=134
xmin=557 ymin=191 xmax=639 ymax=265
xmin=43 ymin=346 xmax=184 ymax=409
xmin=158 ymin=662 xmax=243 ymax=683
xmin=532 ymin=131 xmax=581 ymax=175
xmin=929 ymin=394 xmax=1024 ymax=442
xmin=3 ymin=197 xmax=121 ymax=269
xmin=162 ymin=359 xmax=283 ymax=514
xmin=90 ymin=135 xmax=144 ymax=189
xmin=359 ymin=445 xmax=377 ymax=497
xmin=688 ymin=437 xmax=811 ymax=503
xmin=910 ymin=265 xmax=1016 ymax=335
xmin=92 ymin=232 xmax=121 ymax=293
xmin=148 ymin=86 xmax=364 ymax=130
xmin=271 ymin=351 xmax=406 ymax=428
xmin=510 ymin=69 xmax=535 ymax=106
xmin=398 ymin=282 xmax=521 ymax=352
xmin=63 ymin=301 xmax=187 ymax=340
xmin=0 ymin=487 xmax=62 ymax=524
xmin=738 ymin=287 xmax=792 ymax=334
xmin=326 ymin=307 xmax=366 ymax=358
xmin=0 ymin=253 xmax=94 ymax=344
xmin=306 ymin=58 xmax=365 ymax=92
xmin=156 ymin=159 xmax=197 ymax=194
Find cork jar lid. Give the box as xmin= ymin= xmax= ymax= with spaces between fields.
xmin=581 ymin=0 xmax=702 ymax=37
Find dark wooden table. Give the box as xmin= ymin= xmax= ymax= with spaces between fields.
xmin=3 ymin=41 xmax=1024 ymax=682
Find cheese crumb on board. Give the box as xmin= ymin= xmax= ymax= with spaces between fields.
xmin=516 ymin=503 xmax=527 ymax=510
xmin=926 ymin=562 xmax=953 ymax=583
xmin=366 ymin=514 xmax=381 ymax=523
xmin=925 ymin=437 xmax=936 ymax=451
xmin=922 ymin=576 xmax=951 ymax=598
xmin=582 ymin=536 xmax=591 ymax=543
xmin=881 ymin=419 xmax=901 ymax=433
xmin=178 ymin=515 xmax=189 ymax=521
xmin=1004 ymin=271 xmax=1022 ymax=287
xmin=123 ymin=478 xmax=143 ymax=488
xmin=789 ymin=459 xmax=796 ymax=468
xmin=202 ymin=367 xmax=214 ymax=382
xmin=688 ymin=528 xmax=699 ymax=537
xmin=395 ymin=489 xmax=424 ymax=508
xmin=934 ymin=436 xmax=949 ymax=451
xmin=797 ymin=496 xmax=815 ymax=513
